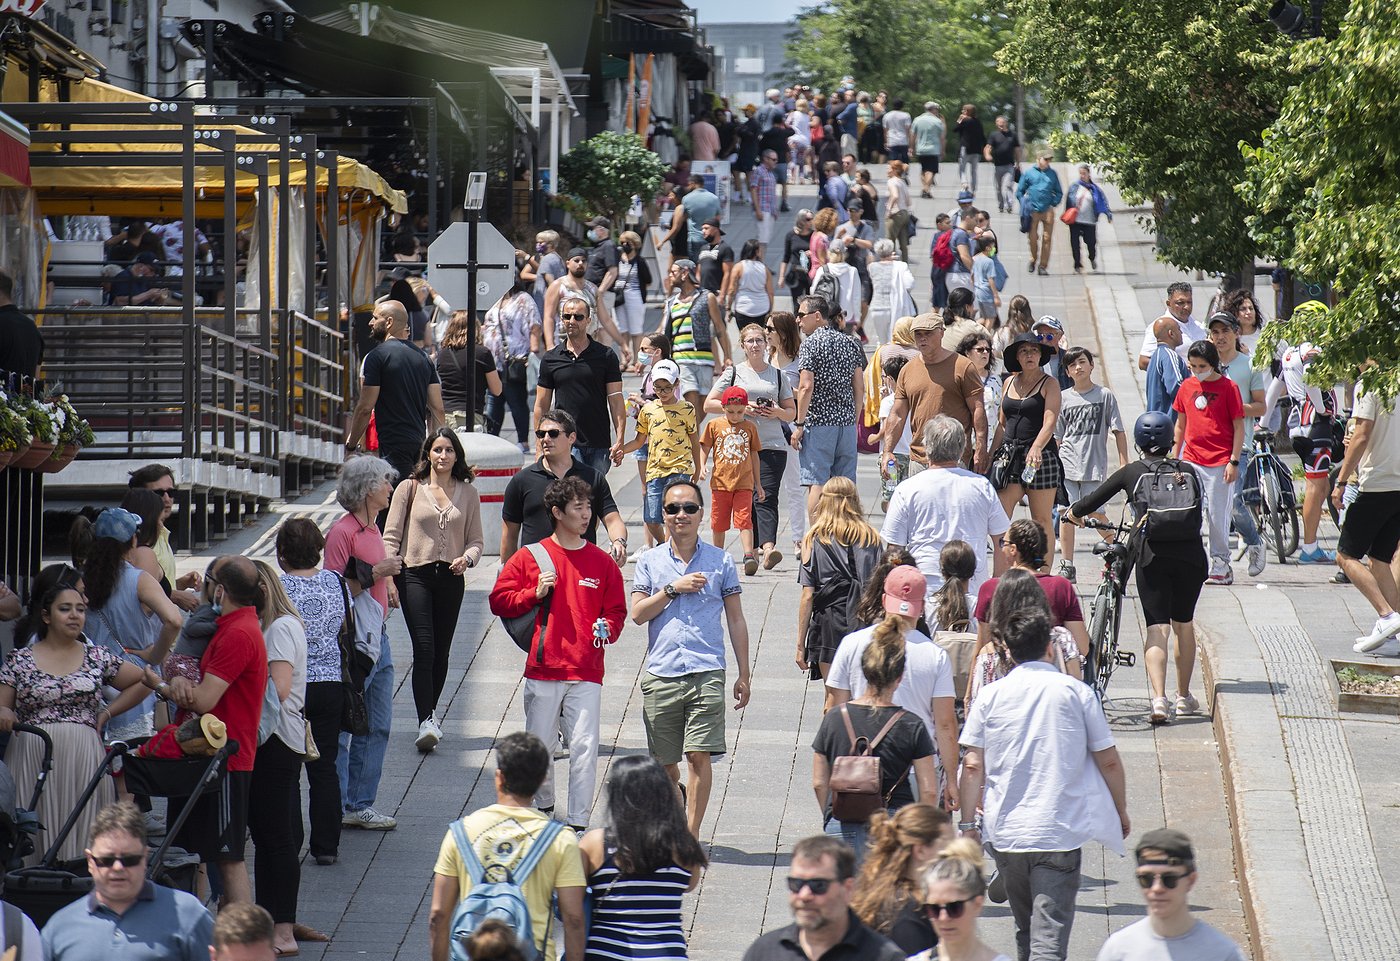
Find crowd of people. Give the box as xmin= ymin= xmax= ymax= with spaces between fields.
xmin=0 ymin=68 xmax=1389 ymax=961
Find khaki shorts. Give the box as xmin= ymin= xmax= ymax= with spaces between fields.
xmin=641 ymin=669 xmax=727 ymax=764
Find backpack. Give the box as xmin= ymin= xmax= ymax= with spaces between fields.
xmin=828 ymin=705 xmax=908 ymax=822
xmin=811 ymin=266 xmax=839 ymax=311
xmin=449 ymin=818 xmax=565 ymax=961
xmin=1131 ymin=458 xmax=1203 ymax=542
xmin=932 ymin=229 xmax=955 ymax=270
xmin=501 ymin=543 xmax=557 ymax=661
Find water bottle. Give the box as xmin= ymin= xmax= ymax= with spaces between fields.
xmin=593 ymin=618 xmax=611 ymax=649
xmin=1021 ymin=461 xmax=1038 ymax=485
xmin=882 ymin=458 xmax=899 ymax=501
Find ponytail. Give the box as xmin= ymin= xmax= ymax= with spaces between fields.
xmin=924 ymin=836 xmax=987 ymax=898
xmin=933 ymin=540 xmax=976 ymax=631
xmin=862 ymin=615 xmax=907 ymax=691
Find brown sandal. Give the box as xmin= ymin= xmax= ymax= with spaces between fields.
xmin=293 ymin=924 xmax=330 ymax=942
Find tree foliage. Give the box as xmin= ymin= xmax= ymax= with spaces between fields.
xmin=557 ymin=132 xmax=669 ymax=227
xmin=1240 ymin=0 xmax=1400 ymax=397
xmin=785 ymin=0 xmax=1018 ymax=123
xmin=999 ymin=0 xmax=1292 ymax=274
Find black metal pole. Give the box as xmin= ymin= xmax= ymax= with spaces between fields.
xmin=1310 ymin=0 xmax=1323 ymax=37
xmin=465 ymin=209 xmax=478 ymax=430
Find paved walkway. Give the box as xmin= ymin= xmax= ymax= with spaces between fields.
xmin=164 ymin=169 xmax=1270 ymax=961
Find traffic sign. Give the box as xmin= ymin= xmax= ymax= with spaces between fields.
xmin=426 ymin=221 xmax=517 ymax=310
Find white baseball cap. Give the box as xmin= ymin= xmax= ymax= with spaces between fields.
xmin=651 ymin=360 xmax=681 ymax=386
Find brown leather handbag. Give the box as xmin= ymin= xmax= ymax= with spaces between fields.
xmin=828 ymin=704 xmax=908 ymax=822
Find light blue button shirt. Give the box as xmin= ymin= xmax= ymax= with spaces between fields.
xmin=633 ymin=540 xmax=741 ymax=678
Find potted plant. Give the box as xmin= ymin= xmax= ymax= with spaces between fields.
xmin=557 ymin=131 xmax=670 ymax=230
xmin=13 ymin=395 xmax=57 ymax=469
xmin=0 ymin=397 xmax=32 ymax=471
xmin=40 ymin=394 xmax=92 ymax=473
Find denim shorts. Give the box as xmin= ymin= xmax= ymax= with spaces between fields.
xmin=798 ymin=424 xmax=858 ymax=486
xmin=645 ymin=472 xmax=691 ymax=524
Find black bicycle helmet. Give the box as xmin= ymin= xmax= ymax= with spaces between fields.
xmin=1134 ymin=411 xmax=1173 ymax=456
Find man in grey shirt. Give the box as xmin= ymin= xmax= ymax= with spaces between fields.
xmin=1096 ymin=828 xmax=1246 ymax=961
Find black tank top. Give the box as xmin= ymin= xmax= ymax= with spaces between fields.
xmin=1002 ymin=375 xmax=1050 ymax=444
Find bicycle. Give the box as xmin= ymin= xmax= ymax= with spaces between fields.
xmin=1241 ymin=432 xmax=1300 ymax=563
xmin=1080 ymin=517 xmax=1139 ymax=701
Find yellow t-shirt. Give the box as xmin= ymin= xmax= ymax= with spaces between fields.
xmin=637 ymin=399 xmax=697 ymax=481
xmin=433 ymin=805 xmax=585 ymax=961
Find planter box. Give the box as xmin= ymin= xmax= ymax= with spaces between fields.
xmin=1331 ymin=659 xmax=1400 ymax=717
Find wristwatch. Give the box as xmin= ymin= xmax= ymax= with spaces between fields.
xmin=1228 ymin=459 xmax=1240 ymax=466
xmin=664 ymin=584 xmax=680 ymax=600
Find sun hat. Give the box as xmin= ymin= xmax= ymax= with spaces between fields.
xmin=1002 ymin=331 xmax=1055 ymax=373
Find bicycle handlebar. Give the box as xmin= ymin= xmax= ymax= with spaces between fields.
xmin=1081 ymin=517 xmax=1135 ymax=533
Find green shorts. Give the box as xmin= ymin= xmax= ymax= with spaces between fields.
xmin=640 ymin=670 xmax=727 ymax=765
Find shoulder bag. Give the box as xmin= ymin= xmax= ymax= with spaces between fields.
xmin=334 ymin=572 xmax=373 ymax=737
xmin=1060 ymin=205 xmax=1079 ymax=225
xmin=829 ymin=704 xmax=908 ymax=822
xmin=502 ymin=543 xmax=557 ymax=664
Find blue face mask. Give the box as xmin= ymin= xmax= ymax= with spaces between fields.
xmin=211 ymin=588 xmax=224 ymax=616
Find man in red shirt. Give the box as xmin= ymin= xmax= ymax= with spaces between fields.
xmin=490 ymin=477 xmax=627 ymax=833
xmin=166 ymin=555 xmax=269 ymax=904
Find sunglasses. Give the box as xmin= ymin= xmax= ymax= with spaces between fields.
xmin=765 ymin=324 xmax=777 ymax=331
xmin=663 ymin=502 xmax=701 ymax=515
xmin=151 ymin=487 xmax=176 ymax=499
xmin=90 ymin=852 xmax=145 ymax=868
xmin=1036 ymin=333 xmax=1057 ymax=342
xmin=970 ymin=345 xmax=990 ymax=353
xmin=653 ymin=382 xmax=676 ymax=391
xmin=1136 ymin=871 xmax=1186 ymax=890
xmin=924 ymin=900 xmax=969 ymax=919
xmin=561 ymin=313 xmax=588 ymax=321
xmin=786 ymin=876 xmax=837 ymax=895
xmin=535 ymin=429 xmax=565 ymax=439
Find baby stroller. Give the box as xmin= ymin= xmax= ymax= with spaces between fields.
xmin=3 ymin=736 xmax=236 ymax=926
xmin=0 ymin=725 xmax=54 ymax=871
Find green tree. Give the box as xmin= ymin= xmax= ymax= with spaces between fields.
xmin=999 ymin=0 xmax=1292 ymax=274
xmin=785 ymin=0 xmax=1018 ymax=126
xmin=557 ymin=132 xmax=669 ymax=228
xmin=1241 ymin=0 xmax=1400 ymax=396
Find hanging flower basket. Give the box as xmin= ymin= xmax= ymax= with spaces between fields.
xmin=15 ymin=441 xmax=55 ymax=470
xmin=0 ymin=450 xmax=14 ymax=471
xmin=37 ymin=443 xmax=80 ymax=474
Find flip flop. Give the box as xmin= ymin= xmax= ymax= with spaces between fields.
xmin=274 ymin=949 xmax=299 ymax=958
xmin=293 ymin=924 xmax=330 ymax=942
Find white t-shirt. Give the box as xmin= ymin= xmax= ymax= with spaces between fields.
xmin=1138 ymin=315 xmax=1206 ymax=362
xmin=881 ymin=466 xmax=1010 ymax=594
xmin=826 ymin=625 xmax=955 ymax=737
xmin=960 ymin=661 xmax=1122 ymax=854
xmin=1355 ymin=387 xmax=1400 ymax=493
xmin=264 ymin=614 xmax=308 ymax=751
xmin=1096 ymin=917 xmax=1246 ymax=961
xmin=883 ymin=110 xmax=912 ymax=147
xmin=879 ymin=393 xmax=911 ymax=455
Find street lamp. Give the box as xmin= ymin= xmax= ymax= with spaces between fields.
xmin=461 ymin=171 xmax=487 ymax=429
xmin=1268 ymin=0 xmax=1322 ymax=38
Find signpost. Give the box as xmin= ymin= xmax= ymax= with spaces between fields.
xmin=426 ymin=173 xmax=513 ymax=429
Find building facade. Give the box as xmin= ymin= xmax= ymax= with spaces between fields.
xmin=702 ymin=22 xmax=790 ymax=111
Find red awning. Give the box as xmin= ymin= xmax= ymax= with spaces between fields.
xmin=0 ymin=110 xmax=30 ymax=188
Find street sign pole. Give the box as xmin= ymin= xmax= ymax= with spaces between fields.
xmin=463 ymin=173 xmax=487 ymax=429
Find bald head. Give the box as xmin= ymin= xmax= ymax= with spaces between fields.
xmin=373 ymin=300 xmax=409 ymax=338
xmin=1153 ymin=315 xmax=1183 ymax=348
xmin=215 ymin=556 xmax=262 ymax=609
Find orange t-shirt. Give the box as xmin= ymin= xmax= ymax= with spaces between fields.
xmin=701 ymin=418 xmax=760 ymax=491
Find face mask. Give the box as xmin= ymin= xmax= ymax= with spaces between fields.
xmin=639 ymin=352 xmax=653 ymax=366
xmin=593 ymin=228 xmax=607 ymax=242
xmin=987 ymin=246 xmax=997 ymax=258
xmin=620 ymin=243 xmax=634 ymax=253
xmin=535 ymin=243 xmax=547 ymax=253
xmin=211 ymin=588 xmax=224 ymax=616
xmin=1193 ymin=369 xmax=1212 ymax=381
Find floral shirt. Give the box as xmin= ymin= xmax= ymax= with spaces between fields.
xmin=281 ymin=570 xmax=348 ymax=684
xmin=0 ymin=644 xmax=122 ymax=725
xmin=797 ymin=326 xmax=867 ymax=427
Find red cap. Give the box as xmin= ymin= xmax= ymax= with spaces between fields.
xmin=721 ymin=386 xmax=749 ymax=406
xmin=882 ymin=565 xmax=926 ymax=618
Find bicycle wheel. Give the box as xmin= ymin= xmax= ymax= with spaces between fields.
xmin=1260 ymin=468 xmax=1289 ymax=563
xmin=1086 ymin=580 xmax=1119 ymax=699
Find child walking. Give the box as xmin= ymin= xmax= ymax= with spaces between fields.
xmin=614 ymin=358 xmax=700 ymax=545
xmin=1054 ymin=347 xmax=1129 ymax=582
xmin=700 ymin=386 xmax=765 ymax=574
xmin=1173 ymin=340 xmax=1245 ymax=584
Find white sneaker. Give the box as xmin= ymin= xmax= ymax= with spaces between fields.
xmin=1175 ymin=693 xmax=1200 ymax=716
xmin=1150 ymin=697 xmax=1171 ymax=724
xmin=1354 ymin=612 xmax=1400 ymax=653
xmin=1357 ymin=637 xmax=1400 ymax=657
xmin=342 ymin=807 xmax=398 ymax=831
xmin=415 ymin=715 xmax=441 ymax=753
xmin=1247 ymin=543 xmax=1267 ymax=578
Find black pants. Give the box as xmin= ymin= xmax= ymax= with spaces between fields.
xmin=734 ymin=310 xmax=769 ymax=330
xmin=485 ymin=376 xmax=531 ymax=444
xmin=1069 ymin=222 xmax=1098 ymax=268
xmin=377 ymin=443 xmax=422 ymax=530
xmin=304 ymin=680 xmax=343 ymax=858
xmin=397 ymin=561 xmax=466 ymax=722
xmin=248 ymin=735 xmax=303 ymax=924
xmin=753 ymin=449 xmax=788 ymax=548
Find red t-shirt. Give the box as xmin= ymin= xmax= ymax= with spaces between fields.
xmin=975 ymin=572 xmax=1084 ymax=626
xmin=1173 ymin=375 xmax=1243 ymax=467
xmin=488 ymin=538 xmax=627 ymax=684
xmin=201 ymin=606 xmax=269 ymax=771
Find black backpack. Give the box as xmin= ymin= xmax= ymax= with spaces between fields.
xmin=1131 ymin=458 xmax=1203 ymax=541
xmin=811 ymin=266 xmax=840 ymax=313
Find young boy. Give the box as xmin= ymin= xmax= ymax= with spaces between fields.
xmin=971 ymin=234 xmax=1000 ymax=322
xmin=699 ymin=386 xmax=764 ymax=575
xmin=614 ymin=358 xmax=700 ymax=545
xmin=878 ymin=354 xmax=913 ymax=511
xmin=1055 ymin=347 xmax=1129 ymax=582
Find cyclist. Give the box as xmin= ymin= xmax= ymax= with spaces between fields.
xmin=1063 ymin=412 xmax=1207 ymax=724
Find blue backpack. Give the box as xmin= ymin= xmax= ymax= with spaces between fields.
xmin=449 ymin=819 xmax=564 ymax=961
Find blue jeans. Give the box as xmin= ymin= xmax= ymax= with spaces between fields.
xmin=645 ymin=473 xmax=691 ymax=525
xmin=823 ymin=808 xmax=897 ymax=865
xmin=573 ymin=445 xmax=612 ymax=477
xmin=485 ymin=377 xmax=531 ymax=445
xmin=337 ymin=628 xmax=394 ymax=812
xmin=1231 ymin=475 xmax=1261 ymax=547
